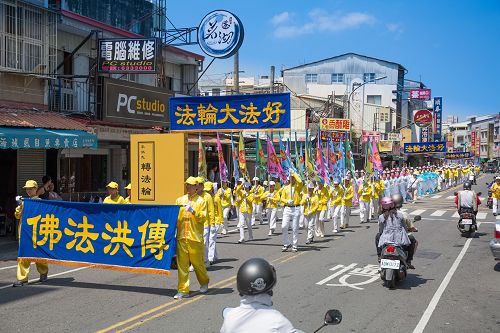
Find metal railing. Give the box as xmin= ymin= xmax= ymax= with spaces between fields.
xmin=48 ymin=78 xmax=90 ymax=113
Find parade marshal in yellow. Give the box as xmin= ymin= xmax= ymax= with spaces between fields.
xmin=103 ymin=181 xmax=126 ymax=204
xmin=174 ymin=176 xmax=209 ymax=299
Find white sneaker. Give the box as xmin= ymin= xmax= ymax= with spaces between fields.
xmin=174 ymin=292 xmax=188 ymax=299
xmin=332 ymin=229 xmax=338 ymax=233
xmin=268 ymin=230 xmax=273 ymax=236
xmin=189 ymin=265 xmax=194 ymax=272
xmin=199 ymin=284 xmax=209 ymax=293
xmin=221 ymin=229 xmax=227 ymax=235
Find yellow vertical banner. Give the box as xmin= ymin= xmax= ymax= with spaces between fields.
xmin=131 ymin=133 xmax=187 ymax=204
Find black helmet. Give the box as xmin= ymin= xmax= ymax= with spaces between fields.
xmin=391 ymin=193 xmax=404 ymax=209
xmin=237 ymin=258 xmax=276 ymax=296
xmin=463 ymin=181 xmax=472 ymax=190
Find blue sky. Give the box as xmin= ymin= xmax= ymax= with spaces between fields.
xmin=168 ymin=0 xmax=500 ymax=121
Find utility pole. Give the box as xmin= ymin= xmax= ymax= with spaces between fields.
xmin=270 ymin=65 xmax=275 ymax=93
xmin=233 ymin=51 xmax=239 ymax=94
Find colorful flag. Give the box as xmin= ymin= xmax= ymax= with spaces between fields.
xmin=198 ymin=133 xmax=207 ymax=180
xmin=255 ymin=132 xmax=267 ymax=175
xmin=216 ymin=133 xmax=228 ymax=182
xmin=266 ymin=137 xmax=287 ymax=181
xmin=316 ymin=136 xmax=329 ymax=184
xmin=238 ymin=132 xmax=250 ymax=181
xmin=338 ymin=139 xmax=346 ymax=179
xmin=365 ymin=140 xmax=373 ymax=176
xmin=278 ymin=133 xmax=298 ymax=176
xmin=231 ymin=133 xmax=239 ymax=181
xmin=327 ymin=139 xmax=338 ymax=180
xmin=345 ymin=137 xmax=355 ymax=176
xmin=304 ymin=130 xmax=318 ymax=181
xmin=296 ymin=134 xmax=304 ymax=178
xmin=372 ymin=140 xmax=383 ymax=172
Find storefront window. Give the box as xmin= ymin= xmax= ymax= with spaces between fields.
xmin=59 ymin=155 xmax=107 ymax=201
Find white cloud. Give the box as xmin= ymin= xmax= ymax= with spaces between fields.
xmin=271 ymin=11 xmax=291 ymax=26
xmin=386 ymin=23 xmax=404 ymax=39
xmin=272 ymin=9 xmax=375 ymax=38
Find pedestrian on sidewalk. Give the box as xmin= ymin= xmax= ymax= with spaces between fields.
xmin=13 ymin=180 xmax=48 ymax=287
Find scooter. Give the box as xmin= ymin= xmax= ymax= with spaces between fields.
xmin=379 ymin=215 xmax=421 ymax=289
xmin=457 ymin=209 xmax=477 ymax=238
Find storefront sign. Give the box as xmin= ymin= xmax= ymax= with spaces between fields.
xmin=413 ymin=109 xmax=433 ymax=128
xmin=319 ymin=118 xmax=351 ymax=131
xmin=410 ymin=89 xmax=431 ymax=100
xmin=362 ymin=130 xmax=380 ymax=143
xmin=198 ymin=10 xmax=244 ymax=58
xmin=404 ymin=142 xmax=446 ymax=154
xmin=475 ymin=130 xmax=480 ymax=156
xmin=18 ymin=199 xmax=179 ymax=275
xmin=446 ymin=152 xmax=471 ymax=160
xmin=98 ymin=38 xmax=157 ymax=73
xmin=170 ymin=93 xmax=290 ymax=132
xmin=378 ymin=140 xmax=393 ymax=152
xmin=387 ymin=132 xmax=402 ymax=141
xmin=471 ymin=131 xmax=476 ymax=154
xmin=101 ymin=78 xmax=171 ymax=126
xmin=94 ymin=126 xmax=155 ymax=142
xmin=138 ymin=142 xmax=155 ymax=201
xmin=420 ymin=127 xmax=430 ymax=143
xmin=0 ymin=128 xmax=97 ymax=149
xmin=320 ymin=131 xmax=350 ymax=142
xmin=433 ymin=97 xmax=442 ymax=140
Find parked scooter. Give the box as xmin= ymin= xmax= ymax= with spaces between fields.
xmin=379 ymin=215 xmax=421 ymax=289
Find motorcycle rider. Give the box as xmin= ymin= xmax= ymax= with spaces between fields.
xmin=455 ymin=181 xmax=479 ymax=228
xmin=375 ymin=197 xmax=411 ymax=262
xmin=391 ymin=194 xmax=418 ymax=269
xmin=220 ymin=258 xmax=303 ymax=333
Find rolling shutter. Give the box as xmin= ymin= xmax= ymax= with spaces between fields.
xmin=17 ymin=149 xmax=46 ymax=194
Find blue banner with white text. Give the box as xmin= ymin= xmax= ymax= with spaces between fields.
xmin=404 ymin=142 xmax=446 ymax=154
xmin=170 ymin=92 xmax=291 ymax=131
xmin=18 ymin=199 xmax=179 ymax=275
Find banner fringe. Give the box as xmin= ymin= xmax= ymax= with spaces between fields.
xmin=17 ymin=257 xmax=170 ymax=276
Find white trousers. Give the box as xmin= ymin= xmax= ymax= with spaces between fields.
xmin=332 ymin=205 xmax=342 ymax=230
xmin=282 ymin=206 xmax=299 ymax=247
xmin=238 ymin=212 xmax=253 ymax=241
xmin=208 ymin=224 xmax=218 ymax=262
xmin=222 ymin=207 xmax=231 ymax=231
xmin=316 ymin=210 xmax=327 ymax=236
xmin=298 ymin=206 xmax=305 ymax=228
xmin=251 ymin=203 xmax=264 ymax=225
xmin=203 ymin=226 xmax=211 ymax=262
xmin=304 ymin=213 xmax=316 ymax=241
xmin=341 ymin=206 xmax=351 ymax=226
xmin=359 ymin=200 xmax=371 ymax=222
xmin=371 ymin=198 xmax=379 ymax=219
xmin=493 ymin=198 xmax=499 ymax=214
xmin=267 ymin=208 xmax=277 ymax=232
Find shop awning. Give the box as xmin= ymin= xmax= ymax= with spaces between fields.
xmin=0 ymin=127 xmax=97 ymax=149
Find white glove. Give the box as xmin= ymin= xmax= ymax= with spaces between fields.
xmin=185 ymin=204 xmax=194 ymax=214
xmin=287 ymin=200 xmax=293 ymax=205
xmin=15 ymin=195 xmax=23 ymax=204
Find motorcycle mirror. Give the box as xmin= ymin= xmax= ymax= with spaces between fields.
xmin=414 ymin=215 xmax=422 ymax=221
xmin=324 ymin=309 xmax=342 ymax=325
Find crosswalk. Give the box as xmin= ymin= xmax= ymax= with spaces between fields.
xmin=345 ymin=208 xmax=493 ymax=220
xmin=444 ymin=195 xmax=486 ymax=200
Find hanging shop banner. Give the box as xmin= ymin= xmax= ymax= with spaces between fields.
xmin=471 ymin=131 xmax=476 ymax=154
xmin=378 ymin=140 xmax=393 ymax=152
xmin=420 ymin=126 xmax=430 ymax=143
xmin=446 ymin=152 xmax=471 ymax=160
xmin=319 ymin=118 xmax=351 ymax=131
xmin=320 ymin=131 xmax=350 ymax=142
xmin=198 ymin=10 xmax=244 ymax=59
xmin=475 ymin=130 xmax=480 ymax=156
xmin=413 ymin=109 xmax=433 ymax=128
xmin=410 ymin=89 xmax=431 ymax=101
xmin=98 ymin=38 xmax=158 ymax=73
xmin=18 ymin=199 xmax=179 ymax=275
xmin=404 ymin=142 xmax=446 ymax=154
xmin=387 ymin=132 xmax=402 ymax=141
xmin=0 ymin=128 xmax=97 ymax=149
xmin=170 ymin=92 xmax=291 ymax=132
xmin=362 ymin=130 xmax=380 ymax=143
xmin=433 ymin=97 xmax=443 ymax=141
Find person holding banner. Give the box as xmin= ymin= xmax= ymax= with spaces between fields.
xmin=124 ymin=183 xmax=132 ymax=204
xmin=174 ymin=177 xmax=209 ymax=300
xmin=340 ymin=177 xmax=354 ymax=229
xmin=13 ymin=180 xmax=49 ymax=287
xmin=251 ymin=177 xmax=265 ymax=226
xmin=237 ymin=182 xmax=254 ymax=243
xmin=280 ymin=172 xmax=303 ymax=252
xmin=217 ymin=180 xmax=233 ymax=235
xmin=301 ymin=182 xmax=319 ymax=244
xmin=262 ymin=181 xmax=280 ymax=236
xmin=103 ymin=181 xmax=126 ymax=204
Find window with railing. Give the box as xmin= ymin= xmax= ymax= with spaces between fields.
xmin=49 ymin=78 xmax=90 ymax=113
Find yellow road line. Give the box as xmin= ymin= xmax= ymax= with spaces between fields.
xmin=96 ymin=251 xmax=306 ymax=333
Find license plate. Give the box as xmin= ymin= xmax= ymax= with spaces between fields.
xmin=380 ymin=259 xmax=400 ymax=269
xmin=462 ymin=219 xmax=473 ymax=225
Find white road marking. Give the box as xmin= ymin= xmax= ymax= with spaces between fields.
xmin=0 ymin=266 xmax=90 ymax=290
xmin=479 ymin=197 xmax=486 ymax=201
xmin=401 ymin=208 xmax=408 ymax=212
xmin=431 ymin=195 xmax=442 ymax=199
xmin=446 ymin=196 xmax=456 ymax=200
xmin=496 ymin=215 xmax=500 ymax=220
xmin=476 ymin=212 xmax=487 ymax=220
xmin=412 ymin=229 xmax=475 ymax=333
xmin=409 ymin=209 xmax=426 ymax=215
xmin=0 ymin=264 xmax=18 ymax=271
xmin=316 ymin=263 xmax=358 ymax=285
xmin=452 ymin=212 xmax=460 ymax=218
xmin=430 ymin=210 xmax=446 ymax=217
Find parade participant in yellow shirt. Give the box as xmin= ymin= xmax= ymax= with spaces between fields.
xmin=251 ymin=177 xmax=265 ymax=226
xmin=174 ymin=177 xmax=209 ymax=300
xmin=280 ymin=172 xmax=303 ymax=252
xmin=315 ymin=182 xmax=330 ymax=238
xmin=340 ymin=177 xmax=354 ymax=229
xmin=13 ymin=180 xmax=49 ymax=287
xmin=331 ymin=180 xmax=344 ymax=233
xmin=124 ymin=183 xmax=131 ymax=204
xmin=237 ymin=182 xmax=254 ymax=243
xmin=217 ymin=180 xmax=233 ymax=235
xmin=372 ymin=175 xmax=385 ymax=220
xmin=261 ymin=181 xmax=280 ymax=236
xmin=301 ymin=182 xmax=319 ymax=244
xmin=208 ymin=183 xmax=222 ymax=265
xmin=491 ymin=176 xmax=500 ymax=216
xmin=358 ymin=178 xmax=373 ymax=223
xmin=201 ymin=181 xmax=216 ymax=265
xmin=103 ymin=181 xmax=126 ymax=204
xmin=233 ymin=178 xmax=244 ymax=221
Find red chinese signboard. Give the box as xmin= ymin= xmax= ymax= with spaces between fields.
xmin=413 ymin=109 xmax=433 ymax=128
xmin=410 ymin=89 xmax=431 ymax=101
xmin=362 ymin=130 xmax=380 ymax=143
xmin=471 ymin=131 xmax=476 ymax=154
xmin=320 ymin=131 xmax=350 ymax=142
xmin=319 ymin=118 xmax=351 ymax=131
